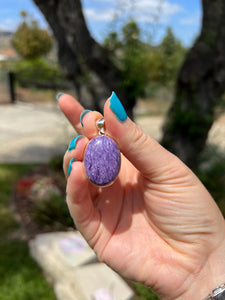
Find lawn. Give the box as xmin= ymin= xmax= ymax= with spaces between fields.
xmin=0 ymin=164 xmax=56 ymax=300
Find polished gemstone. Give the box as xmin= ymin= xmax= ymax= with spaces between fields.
xmin=84 ymin=136 xmax=121 ymax=186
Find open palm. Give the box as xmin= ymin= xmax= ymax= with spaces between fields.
xmin=59 ymin=94 xmax=225 ymax=300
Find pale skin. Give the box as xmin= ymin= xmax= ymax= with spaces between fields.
xmin=58 ymin=94 xmax=225 ymax=300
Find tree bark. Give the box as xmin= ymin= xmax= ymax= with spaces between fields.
xmin=161 ymin=0 xmax=225 ymax=170
xmin=33 ymin=0 xmax=135 ymax=117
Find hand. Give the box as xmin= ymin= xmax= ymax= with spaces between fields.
xmin=58 ymin=93 xmax=225 ymax=300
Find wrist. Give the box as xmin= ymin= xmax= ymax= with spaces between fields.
xmin=203 ymin=283 xmax=225 ymax=300
xmin=177 ymin=242 xmax=225 ymax=300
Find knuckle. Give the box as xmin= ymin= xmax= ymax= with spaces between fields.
xmin=129 ymin=123 xmax=154 ymax=151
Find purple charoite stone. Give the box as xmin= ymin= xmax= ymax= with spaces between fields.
xmin=84 ymin=136 xmax=121 ymax=186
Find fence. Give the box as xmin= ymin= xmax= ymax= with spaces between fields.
xmin=0 ymin=68 xmax=72 ymax=104
xmin=0 ymin=69 xmax=14 ymax=104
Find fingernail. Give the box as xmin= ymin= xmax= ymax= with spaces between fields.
xmin=80 ymin=109 xmax=92 ymax=127
xmin=56 ymin=92 xmax=64 ymax=101
xmin=68 ymin=158 xmax=77 ymax=177
xmin=109 ymin=91 xmax=127 ymax=122
xmin=68 ymin=135 xmax=84 ymax=152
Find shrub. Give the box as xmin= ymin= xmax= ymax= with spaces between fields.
xmin=12 ymin=11 xmax=52 ymax=60
xmin=13 ymin=58 xmax=64 ymax=86
xmin=32 ymin=192 xmax=73 ymax=229
xmin=197 ymin=145 xmax=225 ymax=215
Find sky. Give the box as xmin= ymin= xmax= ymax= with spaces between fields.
xmin=0 ymin=0 xmax=202 ymax=47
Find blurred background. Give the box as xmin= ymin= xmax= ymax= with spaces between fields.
xmin=0 ymin=0 xmax=224 ymax=299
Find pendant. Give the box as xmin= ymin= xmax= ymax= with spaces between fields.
xmin=84 ymin=118 xmax=121 ymax=187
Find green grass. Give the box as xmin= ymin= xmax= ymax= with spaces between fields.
xmin=0 ymin=164 xmax=56 ymax=300
xmin=0 ymin=240 xmax=56 ymax=300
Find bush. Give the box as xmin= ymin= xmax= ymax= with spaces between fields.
xmin=12 ymin=11 xmax=52 ymax=60
xmin=33 ymin=192 xmax=73 ymax=229
xmin=13 ymin=58 xmax=64 ymax=86
xmin=197 ymin=145 xmax=225 ymax=215
xmin=48 ymin=156 xmax=64 ymax=172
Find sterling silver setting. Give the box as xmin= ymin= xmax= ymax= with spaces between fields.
xmin=97 ymin=118 xmax=106 ymax=135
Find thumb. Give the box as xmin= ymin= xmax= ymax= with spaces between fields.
xmin=104 ymin=92 xmax=182 ymax=178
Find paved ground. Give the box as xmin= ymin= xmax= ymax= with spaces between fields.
xmin=0 ymin=102 xmax=75 ymax=163
xmin=0 ymin=102 xmax=224 ymax=163
xmin=30 ymin=231 xmax=134 ymax=300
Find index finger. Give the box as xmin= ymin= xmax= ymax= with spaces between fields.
xmin=57 ymin=93 xmax=84 ymax=134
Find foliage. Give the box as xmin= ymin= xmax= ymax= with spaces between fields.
xmin=133 ymin=282 xmax=159 ymax=299
xmin=158 ymin=27 xmax=187 ymax=88
xmin=33 ymin=192 xmax=73 ymax=228
xmin=31 ymin=157 xmax=72 ymax=229
xmin=105 ymin=21 xmax=153 ymax=99
xmin=48 ymin=156 xmax=64 ymax=172
xmin=13 ymin=58 xmax=64 ymax=86
xmin=121 ymin=22 xmax=151 ymax=99
xmin=104 ymin=22 xmax=187 ymax=98
xmin=197 ymin=145 xmax=225 ymax=216
xmin=12 ymin=11 xmax=52 ymax=60
xmin=0 ymin=164 xmax=32 ymax=236
xmin=143 ymin=27 xmax=187 ymax=93
xmin=0 ymin=164 xmax=56 ymax=299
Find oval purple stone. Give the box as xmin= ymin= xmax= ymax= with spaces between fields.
xmin=84 ymin=136 xmax=121 ymax=186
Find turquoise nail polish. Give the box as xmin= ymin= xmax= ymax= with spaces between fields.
xmin=56 ymin=92 xmax=64 ymax=101
xmin=109 ymin=91 xmax=127 ymax=122
xmin=68 ymin=135 xmax=84 ymax=152
xmin=68 ymin=158 xmax=77 ymax=177
xmin=80 ymin=109 xmax=92 ymax=127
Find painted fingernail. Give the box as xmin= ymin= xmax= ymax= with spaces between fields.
xmin=68 ymin=158 xmax=77 ymax=177
xmin=80 ymin=109 xmax=92 ymax=127
xmin=109 ymin=91 xmax=127 ymax=122
xmin=68 ymin=135 xmax=84 ymax=152
xmin=56 ymin=92 xmax=64 ymax=101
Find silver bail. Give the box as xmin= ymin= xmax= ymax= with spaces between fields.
xmin=97 ymin=118 xmax=105 ymax=135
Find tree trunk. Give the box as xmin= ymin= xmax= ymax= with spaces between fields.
xmin=161 ymin=0 xmax=225 ymax=170
xmin=33 ymin=0 xmax=135 ymax=118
